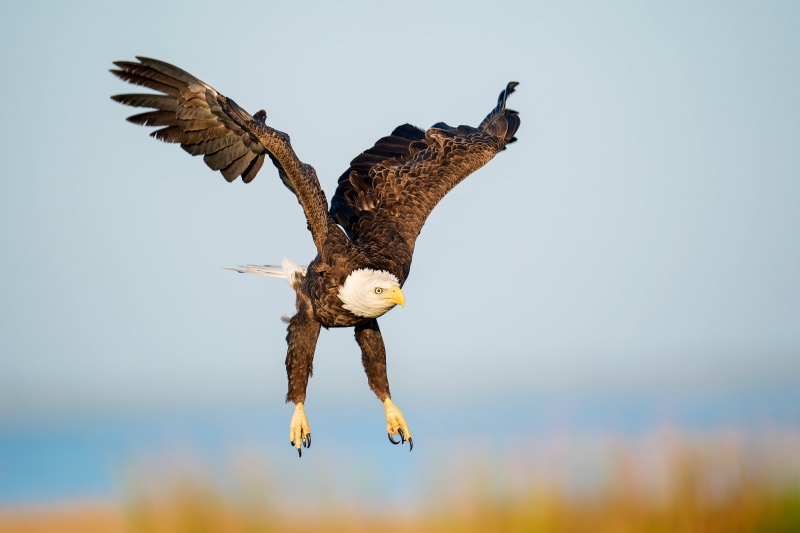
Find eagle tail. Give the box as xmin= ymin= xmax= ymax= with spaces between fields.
xmin=225 ymin=264 xmax=287 ymax=277
xmin=225 ymin=258 xmax=307 ymax=288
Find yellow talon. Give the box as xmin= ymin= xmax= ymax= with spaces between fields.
xmin=383 ymin=398 xmax=412 ymax=450
xmin=289 ymin=402 xmax=311 ymax=457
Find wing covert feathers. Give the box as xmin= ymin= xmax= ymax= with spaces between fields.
xmin=330 ymin=123 xmax=427 ymax=233
xmin=111 ymin=57 xmax=331 ymax=254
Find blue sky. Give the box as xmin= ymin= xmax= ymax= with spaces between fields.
xmin=1 ymin=0 xmax=799 ymax=423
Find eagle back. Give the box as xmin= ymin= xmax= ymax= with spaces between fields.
xmin=330 ymin=124 xmax=426 ymax=240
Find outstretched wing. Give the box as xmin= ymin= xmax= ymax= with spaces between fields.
xmin=329 ymin=83 xmax=520 ymax=278
xmin=111 ymin=57 xmax=331 ymax=254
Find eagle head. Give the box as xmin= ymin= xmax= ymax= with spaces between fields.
xmin=338 ymin=269 xmax=405 ymax=318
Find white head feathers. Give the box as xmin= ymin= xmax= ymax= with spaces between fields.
xmin=338 ymin=269 xmax=401 ymax=318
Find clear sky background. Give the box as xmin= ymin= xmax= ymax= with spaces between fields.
xmin=1 ymin=0 xmax=798 ymax=423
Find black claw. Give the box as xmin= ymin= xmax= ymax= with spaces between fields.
xmin=290 ymin=440 xmax=295 ymax=447
xmin=297 ymin=447 xmax=302 ymax=458
xmin=398 ymin=428 xmax=405 ymax=444
xmin=307 ymin=434 xmax=311 ymax=448
xmin=409 ymin=437 xmax=413 ymax=451
xmin=388 ymin=433 xmax=400 ymax=444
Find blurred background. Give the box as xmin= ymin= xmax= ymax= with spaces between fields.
xmin=1 ymin=0 xmax=799 ymax=530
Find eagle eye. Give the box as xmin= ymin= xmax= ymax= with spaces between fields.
xmin=375 ymin=288 xmax=383 ymax=294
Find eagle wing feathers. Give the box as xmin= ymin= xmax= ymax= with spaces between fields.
xmin=111 ymin=57 xmax=331 ymax=254
xmin=112 ymin=58 xmax=518 ymax=262
xmin=329 ymin=83 xmax=520 ymax=279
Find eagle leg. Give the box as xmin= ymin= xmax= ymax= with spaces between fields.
xmin=355 ymin=320 xmax=413 ymax=451
xmin=355 ymin=319 xmax=391 ymax=400
xmin=285 ymin=298 xmax=320 ymax=457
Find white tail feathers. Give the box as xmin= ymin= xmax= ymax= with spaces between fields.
xmin=226 ymin=264 xmax=285 ymax=277
xmin=225 ymin=258 xmax=307 ymax=288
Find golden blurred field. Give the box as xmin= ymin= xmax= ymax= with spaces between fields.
xmin=2 ymin=429 xmax=799 ymax=533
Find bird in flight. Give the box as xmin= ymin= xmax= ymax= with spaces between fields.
xmin=111 ymin=57 xmax=520 ymax=456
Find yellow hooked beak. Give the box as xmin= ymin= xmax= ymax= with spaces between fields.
xmin=383 ymin=285 xmax=405 ymax=308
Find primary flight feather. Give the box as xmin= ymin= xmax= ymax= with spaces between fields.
xmin=111 ymin=57 xmax=520 ymax=456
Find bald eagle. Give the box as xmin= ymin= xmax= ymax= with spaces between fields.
xmin=111 ymin=57 xmax=520 ymax=456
